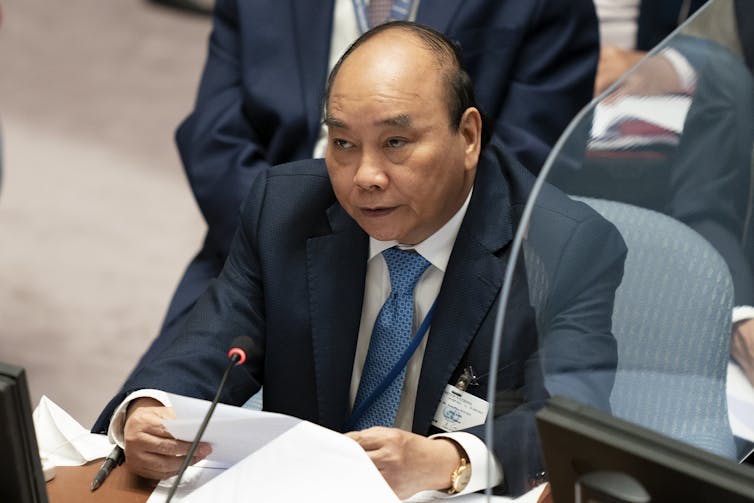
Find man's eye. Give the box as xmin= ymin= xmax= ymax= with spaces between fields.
xmin=386 ymin=138 xmax=407 ymax=148
xmin=333 ymin=138 xmax=354 ymax=149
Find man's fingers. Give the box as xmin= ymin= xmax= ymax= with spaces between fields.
xmin=130 ymin=432 xmax=211 ymax=458
xmin=124 ymin=439 xmax=212 ymax=480
xmin=345 ymin=427 xmax=395 ymax=451
xmin=123 ymin=401 xmax=214 ymax=481
xmin=126 ymin=450 xmax=185 ymax=480
xmin=125 ymin=452 xmax=206 ymax=480
xmin=139 ymin=419 xmax=176 ymax=439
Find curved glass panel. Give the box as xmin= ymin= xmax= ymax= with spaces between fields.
xmin=492 ymin=0 xmax=754 ymax=490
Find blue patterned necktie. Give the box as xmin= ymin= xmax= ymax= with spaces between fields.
xmin=367 ymin=0 xmax=393 ymax=27
xmin=353 ymin=247 xmax=431 ymax=429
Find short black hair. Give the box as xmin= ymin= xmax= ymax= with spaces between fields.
xmin=322 ymin=21 xmax=491 ymax=148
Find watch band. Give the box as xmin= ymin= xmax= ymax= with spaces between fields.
xmin=445 ymin=439 xmax=471 ymax=494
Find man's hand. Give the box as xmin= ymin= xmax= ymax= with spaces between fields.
xmin=601 ymin=50 xmax=688 ymax=105
xmin=123 ymin=397 xmax=212 ymax=480
xmin=595 ymin=45 xmax=646 ymax=96
xmin=732 ymin=319 xmax=754 ymax=386
xmin=345 ymin=427 xmax=460 ymax=499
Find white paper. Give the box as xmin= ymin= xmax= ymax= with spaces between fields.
xmin=592 ymin=95 xmax=692 ymax=138
xmin=180 ymin=421 xmax=401 ymax=503
xmin=589 ymin=95 xmax=692 ymax=151
xmin=162 ymin=392 xmax=300 ymax=468
xmin=146 ymin=462 xmax=226 ymax=503
xmin=32 ymin=395 xmax=113 ymax=466
xmin=727 ymin=361 xmax=754 ymax=442
xmin=156 ymin=393 xmax=533 ymax=502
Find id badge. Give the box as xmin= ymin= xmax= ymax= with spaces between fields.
xmin=431 ymin=384 xmax=489 ymax=432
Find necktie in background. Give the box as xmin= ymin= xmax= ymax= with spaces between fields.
xmin=353 ymin=247 xmax=431 ymax=429
xmin=367 ymin=0 xmax=393 ymax=28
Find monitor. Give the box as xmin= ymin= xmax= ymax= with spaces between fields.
xmin=537 ymin=396 xmax=754 ymax=503
xmin=0 ymin=362 xmax=49 ymax=503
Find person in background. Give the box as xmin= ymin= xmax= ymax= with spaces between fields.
xmin=594 ymin=0 xmax=707 ymax=95
xmin=563 ymin=0 xmax=754 ymax=389
xmin=94 ymin=0 xmax=602 ymax=433
xmin=597 ymin=0 xmax=754 ymax=388
xmin=109 ymin=22 xmax=626 ymax=498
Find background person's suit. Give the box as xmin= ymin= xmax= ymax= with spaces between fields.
xmin=636 ymin=0 xmax=708 ymax=51
xmin=116 ymin=141 xmax=627 ymax=496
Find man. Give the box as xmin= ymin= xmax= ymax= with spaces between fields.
xmin=92 ymin=0 xmax=601 ymax=437
xmin=112 ymin=23 xmax=625 ymax=497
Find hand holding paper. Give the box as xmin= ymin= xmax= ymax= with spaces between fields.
xmin=123 ymin=396 xmax=209 ymax=480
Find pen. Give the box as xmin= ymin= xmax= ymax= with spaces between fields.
xmin=90 ymin=445 xmax=124 ymax=492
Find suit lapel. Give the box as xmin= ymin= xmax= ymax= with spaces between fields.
xmin=307 ymin=202 xmax=368 ymax=431
xmin=413 ymin=156 xmax=514 ymax=433
xmin=291 ymin=0 xmax=335 ymax=142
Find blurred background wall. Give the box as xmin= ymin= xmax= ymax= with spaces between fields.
xmin=0 ymin=0 xmax=212 ymax=428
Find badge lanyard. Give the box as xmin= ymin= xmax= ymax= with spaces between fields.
xmin=343 ymin=297 xmax=438 ymax=431
xmin=351 ymin=0 xmax=416 ymax=34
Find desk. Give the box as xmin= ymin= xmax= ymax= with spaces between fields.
xmin=47 ymin=460 xmax=154 ymax=503
xmin=46 ymin=461 xmax=553 ymax=503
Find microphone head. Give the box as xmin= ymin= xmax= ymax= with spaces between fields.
xmin=227 ymin=336 xmax=255 ymax=366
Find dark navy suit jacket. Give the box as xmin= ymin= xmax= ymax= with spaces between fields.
xmin=116 ymin=142 xmax=626 ymax=495
xmin=636 ymin=0 xmax=707 ymax=51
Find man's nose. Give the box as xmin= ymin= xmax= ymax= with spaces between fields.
xmin=353 ymin=150 xmax=388 ymax=190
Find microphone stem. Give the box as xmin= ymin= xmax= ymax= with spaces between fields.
xmin=165 ymin=355 xmax=238 ymax=503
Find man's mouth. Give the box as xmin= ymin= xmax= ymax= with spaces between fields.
xmin=360 ymin=206 xmax=397 ymax=217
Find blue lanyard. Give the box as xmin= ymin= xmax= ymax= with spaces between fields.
xmin=352 ymin=0 xmax=415 ymax=34
xmin=343 ymin=297 xmax=438 ymax=431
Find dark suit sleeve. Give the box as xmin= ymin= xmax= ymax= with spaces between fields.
xmin=492 ymin=0 xmax=599 ymax=172
xmin=115 ymin=175 xmax=270 ymax=405
xmin=466 ymin=211 xmax=626 ymax=496
xmin=176 ymin=0 xmax=275 ymax=260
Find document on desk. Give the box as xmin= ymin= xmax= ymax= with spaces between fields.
xmin=155 ymin=393 xmax=537 ymax=502
xmin=157 ymin=392 xmax=400 ymax=502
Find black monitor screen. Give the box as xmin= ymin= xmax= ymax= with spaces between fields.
xmin=0 ymin=362 xmax=49 ymax=503
xmin=537 ymin=396 xmax=754 ymax=503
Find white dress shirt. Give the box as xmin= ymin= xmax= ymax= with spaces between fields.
xmin=594 ymin=0 xmax=641 ymax=50
xmin=348 ymin=189 xmax=502 ymax=497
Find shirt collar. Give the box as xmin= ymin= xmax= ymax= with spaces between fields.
xmin=368 ymin=189 xmax=473 ymax=273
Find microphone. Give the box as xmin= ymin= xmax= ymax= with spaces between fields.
xmin=165 ymin=335 xmax=255 ymax=503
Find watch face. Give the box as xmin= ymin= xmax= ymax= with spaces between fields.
xmin=458 ymin=464 xmax=471 ymax=485
xmin=452 ymin=462 xmax=471 ymax=492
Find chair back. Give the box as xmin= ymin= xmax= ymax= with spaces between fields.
xmin=576 ymin=197 xmax=737 ymax=459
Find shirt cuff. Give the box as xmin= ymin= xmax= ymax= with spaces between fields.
xmin=733 ymin=306 xmax=754 ymax=325
xmin=404 ymin=432 xmax=502 ymax=500
xmin=661 ymin=47 xmax=697 ymax=93
xmin=107 ymin=389 xmax=172 ymax=447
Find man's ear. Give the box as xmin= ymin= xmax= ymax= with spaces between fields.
xmin=459 ymin=107 xmax=482 ymax=171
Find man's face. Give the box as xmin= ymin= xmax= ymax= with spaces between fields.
xmin=325 ymin=30 xmax=480 ymax=245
